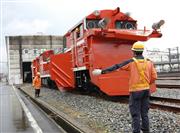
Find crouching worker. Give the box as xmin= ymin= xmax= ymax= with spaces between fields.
xmin=92 ymin=42 xmax=157 ymax=133
xmin=32 ymin=72 xmax=41 ymax=98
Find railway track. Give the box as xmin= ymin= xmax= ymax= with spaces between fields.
xmin=150 ymin=96 xmax=180 ymax=104
xmin=17 ymin=87 xmax=93 ymax=133
xmin=157 ymin=72 xmax=180 ymax=77
xmin=157 ymin=77 xmax=180 ymax=80
xmin=156 ymin=84 xmax=180 ymax=88
xmin=157 ymin=75 xmax=180 ymax=88
xmin=76 ymin=86 xmax=180 ymax=113
xmin=150 ymin=96 xmax=180 ymax=113
xmin=156 ymin=79 xmax=180 ymax=88
xmin=102 ymin=95 xmax=180 ymax=113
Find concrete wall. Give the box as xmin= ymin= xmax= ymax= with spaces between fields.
xmin=6 ymin=35 xmax=63 ymax=85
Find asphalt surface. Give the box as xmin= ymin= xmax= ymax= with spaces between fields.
xmin=0 ymin=82 xmax=65 ymax=133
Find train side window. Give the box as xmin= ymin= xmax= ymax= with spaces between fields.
xmin=63 ymin=36 xmax=66 ymax=51
xmin=115 ymin=21 xmax=123 ymax=29
xmin=79 ymin=25 xmax=83 ymax=38
xmin=76 ymin=28 xmax=80 ymax=38
xmin=76 ymin=24 xmax=83 ymax=39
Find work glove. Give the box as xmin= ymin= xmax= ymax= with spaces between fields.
xmin=92 ymin=69 xmax=102 ymax=76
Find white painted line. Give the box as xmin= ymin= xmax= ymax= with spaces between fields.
xmin=40 ymin=74 xmax=50 ymax=78
xmin=12 ymin=85 xmax=43 ymax=133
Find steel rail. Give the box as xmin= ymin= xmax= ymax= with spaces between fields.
xmin=156 ymin=84 xmax=180 ymax=88
xmin=150 ymin=96 xmax=180 ymax=104
xmin=17 ymin=87 xmax=93 ymax=133
xmin=157 ymin=72 xmax=180 ymax=77
xmin=91 ymin=92 xmax=180 ymax=113
xmin=150 ymin=96 xmax=180 ymax=113
xmin=104 ymin=95 xmax=180 ymax=113
xmin=157 ymin=77 xmax=180 ymax=80
xmin=150 ymin=103 xmax=180 ymax=113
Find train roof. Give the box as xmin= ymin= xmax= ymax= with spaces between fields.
xmin=65 ymin=7 xmax=136 ymax=35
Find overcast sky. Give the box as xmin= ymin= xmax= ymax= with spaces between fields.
xmin=1 ymin=0 xmax=180 ymax=63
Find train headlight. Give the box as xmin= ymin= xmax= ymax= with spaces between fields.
xmin=152 ymin=20 xmax=165 ymax=30
xmin=93 ymin=10 xmax=100 ymax=17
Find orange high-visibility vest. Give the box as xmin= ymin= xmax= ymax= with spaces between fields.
xmin=131 ymin=58 xmax=149 ymax=91
xmin=33 ymin=76 xmax=41 ymax=89
xmin=122 ymin=58 xmax=157 ymax=92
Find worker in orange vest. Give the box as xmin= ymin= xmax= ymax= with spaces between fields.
xmin=33 ymin=72 xmax=41 ymax=98
xmin=92 ymin=42 xmax=157 ymax=133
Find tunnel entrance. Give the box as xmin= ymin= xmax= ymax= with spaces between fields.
xmin=22 ymin=62 xmax=32 ymax=83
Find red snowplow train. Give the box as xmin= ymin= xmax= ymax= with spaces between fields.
xmin=31 ymin=7 xmax=164 ymax=96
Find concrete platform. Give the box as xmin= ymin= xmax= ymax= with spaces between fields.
xmin=0 ymin=83 xmax=33 ymax=132
xmin=0 ymin=82 xmax=65 ymax=133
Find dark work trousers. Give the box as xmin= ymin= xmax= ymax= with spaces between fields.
xmin=35 ymin=89 xmax=40 ymax=97
xmin=129 ymin=89 xmax=150 ymax=133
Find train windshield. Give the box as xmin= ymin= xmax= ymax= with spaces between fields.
xmin=86 ymin=19 xmax=137 ymax=30
xmin=86 ymin=19 xmax=101 ymax=29
xmin=115 ymin=21 xmax=136 ymax=30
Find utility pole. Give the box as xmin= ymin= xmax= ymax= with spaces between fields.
xmin=177 ymin=47 xmax=180 ymax=71
xmin=168 ymin=48 xmax=172 ymax=72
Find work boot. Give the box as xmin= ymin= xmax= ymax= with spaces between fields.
xmin=35 ymin=94 xmax=38 ymax=98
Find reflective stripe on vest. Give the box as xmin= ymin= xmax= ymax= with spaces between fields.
xmin=131 ymin=57 xmax=150 ymax=90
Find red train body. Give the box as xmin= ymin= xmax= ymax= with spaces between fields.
xmin=32 ymin=7 xmax=163 ymax=96
xmin=39 ymin=50 xmax=54 ymax=78
xmin=31 ymin=57 xmax=39 ymax=78
xmin=31 ymin=50 xmax=55 ymax=87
